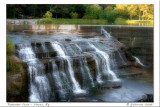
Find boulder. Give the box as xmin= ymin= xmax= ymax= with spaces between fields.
xmin=137 ymin=94 xmax=153 ymax=102
xmin=65 ymin=38 xmax=71 ymax=42
xmin=36 ymin=42 xmax=42 ymax=46
xmin=45 ymin=42 xmax=51 ymax=45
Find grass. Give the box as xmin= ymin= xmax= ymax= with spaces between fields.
xmin=7 ymin=57 xmax=25 ymax=73
xmin=126 ymin=20 xmax=153 ymax=26
xmin=115 ymin=18 xmax=153 ymax=26
xmin=37 ymin=18 xmax=153 ymax=26
xmin=114 ymin=18 xmax=128 ymax=25
xmin=37 ymin=18 xmax=108 ymax=25
xmin=7 ymin=37 xmax=27 ymax=73
xmin=7 ymin=37 xmax=15 ymax=55
xmin=8 ymin=18 xmax=153 ymax=26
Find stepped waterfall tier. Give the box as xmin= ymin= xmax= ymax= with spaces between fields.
xmin=7 ymin=25 xmax=153 ymax=102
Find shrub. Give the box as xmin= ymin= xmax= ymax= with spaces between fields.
xmin=70 ymin=12 xmax=78 ymax=19
xmin=43 ymin=11 xmax=52 ymax=19
xmin=106 ymin=10 xmax=118 ymax=23
xmin=84 ymin=4 xmax=103 ymax=19
xmin=117 ymin=10 xmax=130 ymax=19
xmin=7 ymin=57 xmax=24 ymax=72
xmin=99 ymin=12 xmax=107 ymax=19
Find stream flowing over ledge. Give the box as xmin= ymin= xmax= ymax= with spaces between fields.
xmin=7 ymin=23 xmax=153 ymax=102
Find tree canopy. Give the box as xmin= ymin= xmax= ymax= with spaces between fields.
xmin=7 ymin=4 xmax=153 ymax=22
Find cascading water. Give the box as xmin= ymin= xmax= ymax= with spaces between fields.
xmin=91 ymin=53 xmax=103 ymax=84
xmin=8 ymin=25 xmax=153 ymax=102
xmin=74 ymin=43 xmax=94 ymax=87
xmin=88 ymin=43 xmax=120 ymax=81
xmin=117 ymin=50 xmax=127 ymax=65
xmin=51 ymin=42 xmax=86 ymax=94
xmin=17 ymin=44 xmax=51 ymax=102
xmin=133 ymin=56 xmax=145 ymax=67
xmin=79 ymin=58 xmax=95 ymax=88
xmin=14 ymin=29 xmax=127 ymax=102
xmin=101 ymin=27 xmax=111 ymax=39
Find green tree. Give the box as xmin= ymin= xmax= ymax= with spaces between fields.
xmin=43 ymin=11 xmax=52 ymax=18
xmin=70 ymin=12 xmax=78 ymax=18
xmin=127 ymin=4 xmax=138 ymax=20
xmin=138 ymin=4 xmax=153 ymax=20
xmin=115 ymin=5 xmax=129 ymax=19
xmin=106 ymin=10 xmax=118 ymax=23
xmin=83 ymin=4 xmax=103 ymax=19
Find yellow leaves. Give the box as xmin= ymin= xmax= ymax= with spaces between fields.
xmin=115 ymin=4 xmax=153 ymax=20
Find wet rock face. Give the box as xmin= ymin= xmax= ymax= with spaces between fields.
xmin=65 ymin=38 xmax=71 ymax=42
xmin=121 ymin=47 xmax=135 ymax=62
xmin=137 ymin=94 xmax=153 ymax=102
xmin=35 ymin=51 xmax=57 ymax=59
xmin=85 ymin=54 xmax=97 ymax=80
xmin=43 ymin=61 xmax=53 ymax=72
xmin=45 ymin=42 xmax=51 ymax=45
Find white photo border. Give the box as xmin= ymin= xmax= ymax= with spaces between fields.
xmin=0 ymin=0 xmax=159 ymax=106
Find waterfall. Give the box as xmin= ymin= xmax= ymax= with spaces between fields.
xmin=41 ymin=43 xmax=49 ymax=58
xmin=133 ymin=56 xmax=145 ymax=67
xmin=74 ymin=43 xmax=94 ymax=87
xmin=51 ymin=60 xmax=71 ymax=100
xmin=131 ymin=37 xmax=136 ymax=48
xmin=51 ymin=42 xmax=86 ymax=94
xmin=101 ymin=27 xmax=121 ymax=45
xmin=17 ymin=44 xmax=51 ymax=102
xmin=79 ymin=58 xmax=95 ymax=88
xmin=101 ymin=27 xmax=111 ymax=39
xmin=91 ymin=54 xmax=103 ymax=84
xmin=88 ymin=43 xmax=119 ymax=81
xmin=83 ymin=58 xmax=95 ymax=87
xmin=117 ymin=50 xmax=127 ymax=65
xmin=52 ymin=60 xmax=66 ymax=98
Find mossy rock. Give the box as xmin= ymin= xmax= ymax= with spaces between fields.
xmin=7 ymin=55 xmax=28 ymax=102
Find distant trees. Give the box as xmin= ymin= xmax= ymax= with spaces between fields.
xmin=99 ymin=5 xmax=118 ymax=23
xmin=83 ymin=4 xmax=103 ymax=19
xmin=138 ymin=4 xmax=153 ymax=20
xmin=7 ymin=4 xmax=153 ymax=22
xmin=115 ymin=4 xmax=153 ymax=20
xmin=70 ymin=12 xmax=78 ymax=18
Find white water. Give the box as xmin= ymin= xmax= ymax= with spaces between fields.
xmin=133 ymin=56 xmax=145 ymax=67
xmin=89 ymin=43 xmax=119 ymax=81
xmin=92 ymin=54 xmax=103 ymax=84
xmin=18 ymin=46 xmax=37 ymax=62
xmin=75 ymin=43 xmax=94 ymax=87
xmin=75 ymin=44 xmax=82 ymax=52
xmin=18 ymin=45 xmax=51 ymax=102
xmin=51 ymin=42 xmax=86 ymax=94
xmin=35 ymin=76 xmax=51 ymax=101
xmin=117 ymin=50 xmax=126 ymax=65
xmin=52 ymin=60 xmax=71 ymax=99
xmin=53 ymin=71 xmax=66 ymax=95
xmin=101 ymin=27 xmax=111 ymax=39
xmin=83 ymin=58 xmax=95 ymax=87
